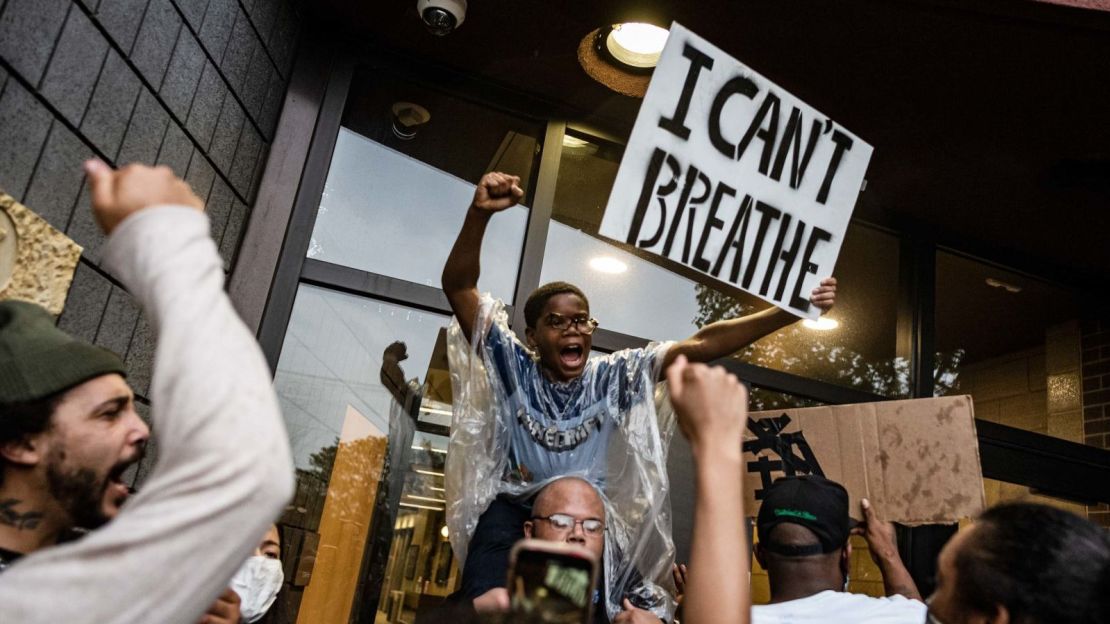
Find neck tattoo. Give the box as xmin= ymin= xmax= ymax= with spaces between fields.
xmin=0 ymin=498 xmax=44 ymax=530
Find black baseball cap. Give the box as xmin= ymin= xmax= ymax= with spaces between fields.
xmin=756 ymin=475 xmax=851 ymax=556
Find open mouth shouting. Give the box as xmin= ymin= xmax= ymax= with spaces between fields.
xmin=105 ymin=450 xmax=143 ymax=508
xmin=560 ymin=343 xmax=585 ymax=369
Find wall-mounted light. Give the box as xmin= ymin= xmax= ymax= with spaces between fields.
xmin=802 ymin=317 xmax=839 ymax=331
xmin=589 ymin=256 xmax=628 ymax=274
xmin=440 ymin=525 xmax=450 ymax=538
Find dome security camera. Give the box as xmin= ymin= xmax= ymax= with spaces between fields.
xmin=417 ymin=0 xmax=467 ymax=36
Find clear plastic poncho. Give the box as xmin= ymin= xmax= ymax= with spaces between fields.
xmin=445 ymin=295 xmax=678 ymax=621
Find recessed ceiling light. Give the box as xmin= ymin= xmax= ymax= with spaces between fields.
xmin=802 ymin=317 xmax=840 ymax=331
xmin=605 ymin=23 xmax=670 ymax=69
xmin=589 ymin=256 xmax=628 ymax=274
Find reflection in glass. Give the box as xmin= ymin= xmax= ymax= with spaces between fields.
xmin=748 ymin=387 xmax=824 ymax=412
xmin=542 ymin=131 xmax=904 ymax=396
xmin=274 ymin=285 xmax=448 ymax=470
xmin=377 ymin=415 xmax=459 ymax=624
xmin=309 ymin=129 xmax=529 ymax=298
xmin=272 ymin=285 xmax=449 ymax=623
xmin=936 ymin=252 xmax=1083 ymax=442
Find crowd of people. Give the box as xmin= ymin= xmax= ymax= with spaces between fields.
xmin=0 ymin=163 xmax=1108 ymax=624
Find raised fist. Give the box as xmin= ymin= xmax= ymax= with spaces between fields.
xmin=85 ymin=160 xmax=203 ymax=234
xmin=471 ymin=171 xmax=523 ymax=213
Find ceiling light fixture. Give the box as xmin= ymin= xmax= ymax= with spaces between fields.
xmin=802 ymin=317 xmax=840 ymax=331
xmin=562 ymin=134 xmax=599 ymax=156
xmin=400 ymin=502 xmax=445 ymax=511
xmin=405 ymin=494 xmax=447 ymax=504
xmin=391 ymin=102 xmax=431 ymax=141
xmin=563 ymin=135 xmax=592 ymax=148
xmin=604 ymin=23 xmax=670 ymax=69
xmin=589 ymin=256 xmax=628 ymax=274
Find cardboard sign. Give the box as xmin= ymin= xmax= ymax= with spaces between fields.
xmin=599 ymin=23 xmax=873 ymax=319
xmin=744 ymin=395 xmax=984 ymax=525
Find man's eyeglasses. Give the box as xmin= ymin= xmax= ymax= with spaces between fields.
xmin=544 ymin=313 xmax=600 ymax=335
xmin=531 ymin=514 xmax=605 ymax=536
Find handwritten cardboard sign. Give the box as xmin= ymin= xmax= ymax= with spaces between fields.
xmin=599 ymin=23 xmax=873 ymax=319
xmin=745 ymin=395 xmax=985 ymax=525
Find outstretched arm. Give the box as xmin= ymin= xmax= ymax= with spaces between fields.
xmin=667 ymin=356 xmax=751 ymax=624
xmin=662 ymin=278 xmax=837 ymax=369
xmin=0 ymin=163 xmax=294 ymax=623
xmin=851 ymin=498 xmax=922 ymax=601
xmin=441 ymin=172 xmax=523 ymax=343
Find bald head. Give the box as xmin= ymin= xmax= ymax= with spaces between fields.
xmin=525 ymin=477 xmax=606 ymax=559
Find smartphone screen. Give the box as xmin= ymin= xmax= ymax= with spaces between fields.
xmin=507 ymin=540 xmax=598 ymax=624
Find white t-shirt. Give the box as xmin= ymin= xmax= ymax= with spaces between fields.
xmin=752 ymin=590 xmax=927 ymax=624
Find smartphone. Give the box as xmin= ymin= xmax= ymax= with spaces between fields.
xmin=506 ymin=539 xmax=600 ymax=624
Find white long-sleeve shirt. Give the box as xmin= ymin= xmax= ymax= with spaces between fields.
xmin=0 ymin=206 xmax=295 ymax=623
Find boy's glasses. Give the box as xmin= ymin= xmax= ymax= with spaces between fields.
xmin=544 ymin=313 xmax=600 ymax=335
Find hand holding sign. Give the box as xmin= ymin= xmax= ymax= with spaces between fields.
xmin=811 ymin=277 xmax=837 ymax=314
xmin=599 ymin=23 xmax=871 ymax=319
xmin=850 ymin=498 xmax=899 ymax=566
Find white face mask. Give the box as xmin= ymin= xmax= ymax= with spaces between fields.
xmin=230 ymin=556 xmax=284 ymax=623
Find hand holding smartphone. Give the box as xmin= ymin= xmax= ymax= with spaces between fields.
xmin=506 ymin=539 xmax=599 ymax=624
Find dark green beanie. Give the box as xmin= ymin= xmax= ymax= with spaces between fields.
xmin=0 ymin=300 xmax=128 ymax=404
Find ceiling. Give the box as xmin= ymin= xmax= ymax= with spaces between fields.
xmin=307 ymin=0 xmax=1110 ymax=288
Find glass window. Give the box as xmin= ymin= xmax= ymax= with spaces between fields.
xmin=307 ymin=70 xmax=542 ymax=299
xmin=272 ymin=285 xmax=450 ymax=623
xmin=936 ymin=251 xmax=1084 ymax=443
xmin=377 ymin=423 xmax=457 ymax=624
xmin=540 ymin=131 xmax=904 ymax=397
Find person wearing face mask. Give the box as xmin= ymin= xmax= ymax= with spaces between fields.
xmin=749 ymin=475 xmax=925 ymax=624
xmin=228 ymin=524 xmax=285 ymax=624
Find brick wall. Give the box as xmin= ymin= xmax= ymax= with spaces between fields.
xmin=0 ymin=0 xmax=301 ymax=481
xmin=1081 ymin=319 xmax=1110 ymax=527
xmin=956 ymin=327 xmax=1090 ymax=519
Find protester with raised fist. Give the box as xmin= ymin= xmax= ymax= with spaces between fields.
xmin=442 ymin=171 xmax=836 ymax=620
xmin=0 ymin=161 xmax=293 ymax=624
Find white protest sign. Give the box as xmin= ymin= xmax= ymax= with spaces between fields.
xmin=599 ymin=23 xmax=873 ymax=319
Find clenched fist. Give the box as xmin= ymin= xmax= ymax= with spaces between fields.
xmin=84 ymin=160 xmax=203 ymax=234
xmin=470 ymin=171 xmax=523 ymax=214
